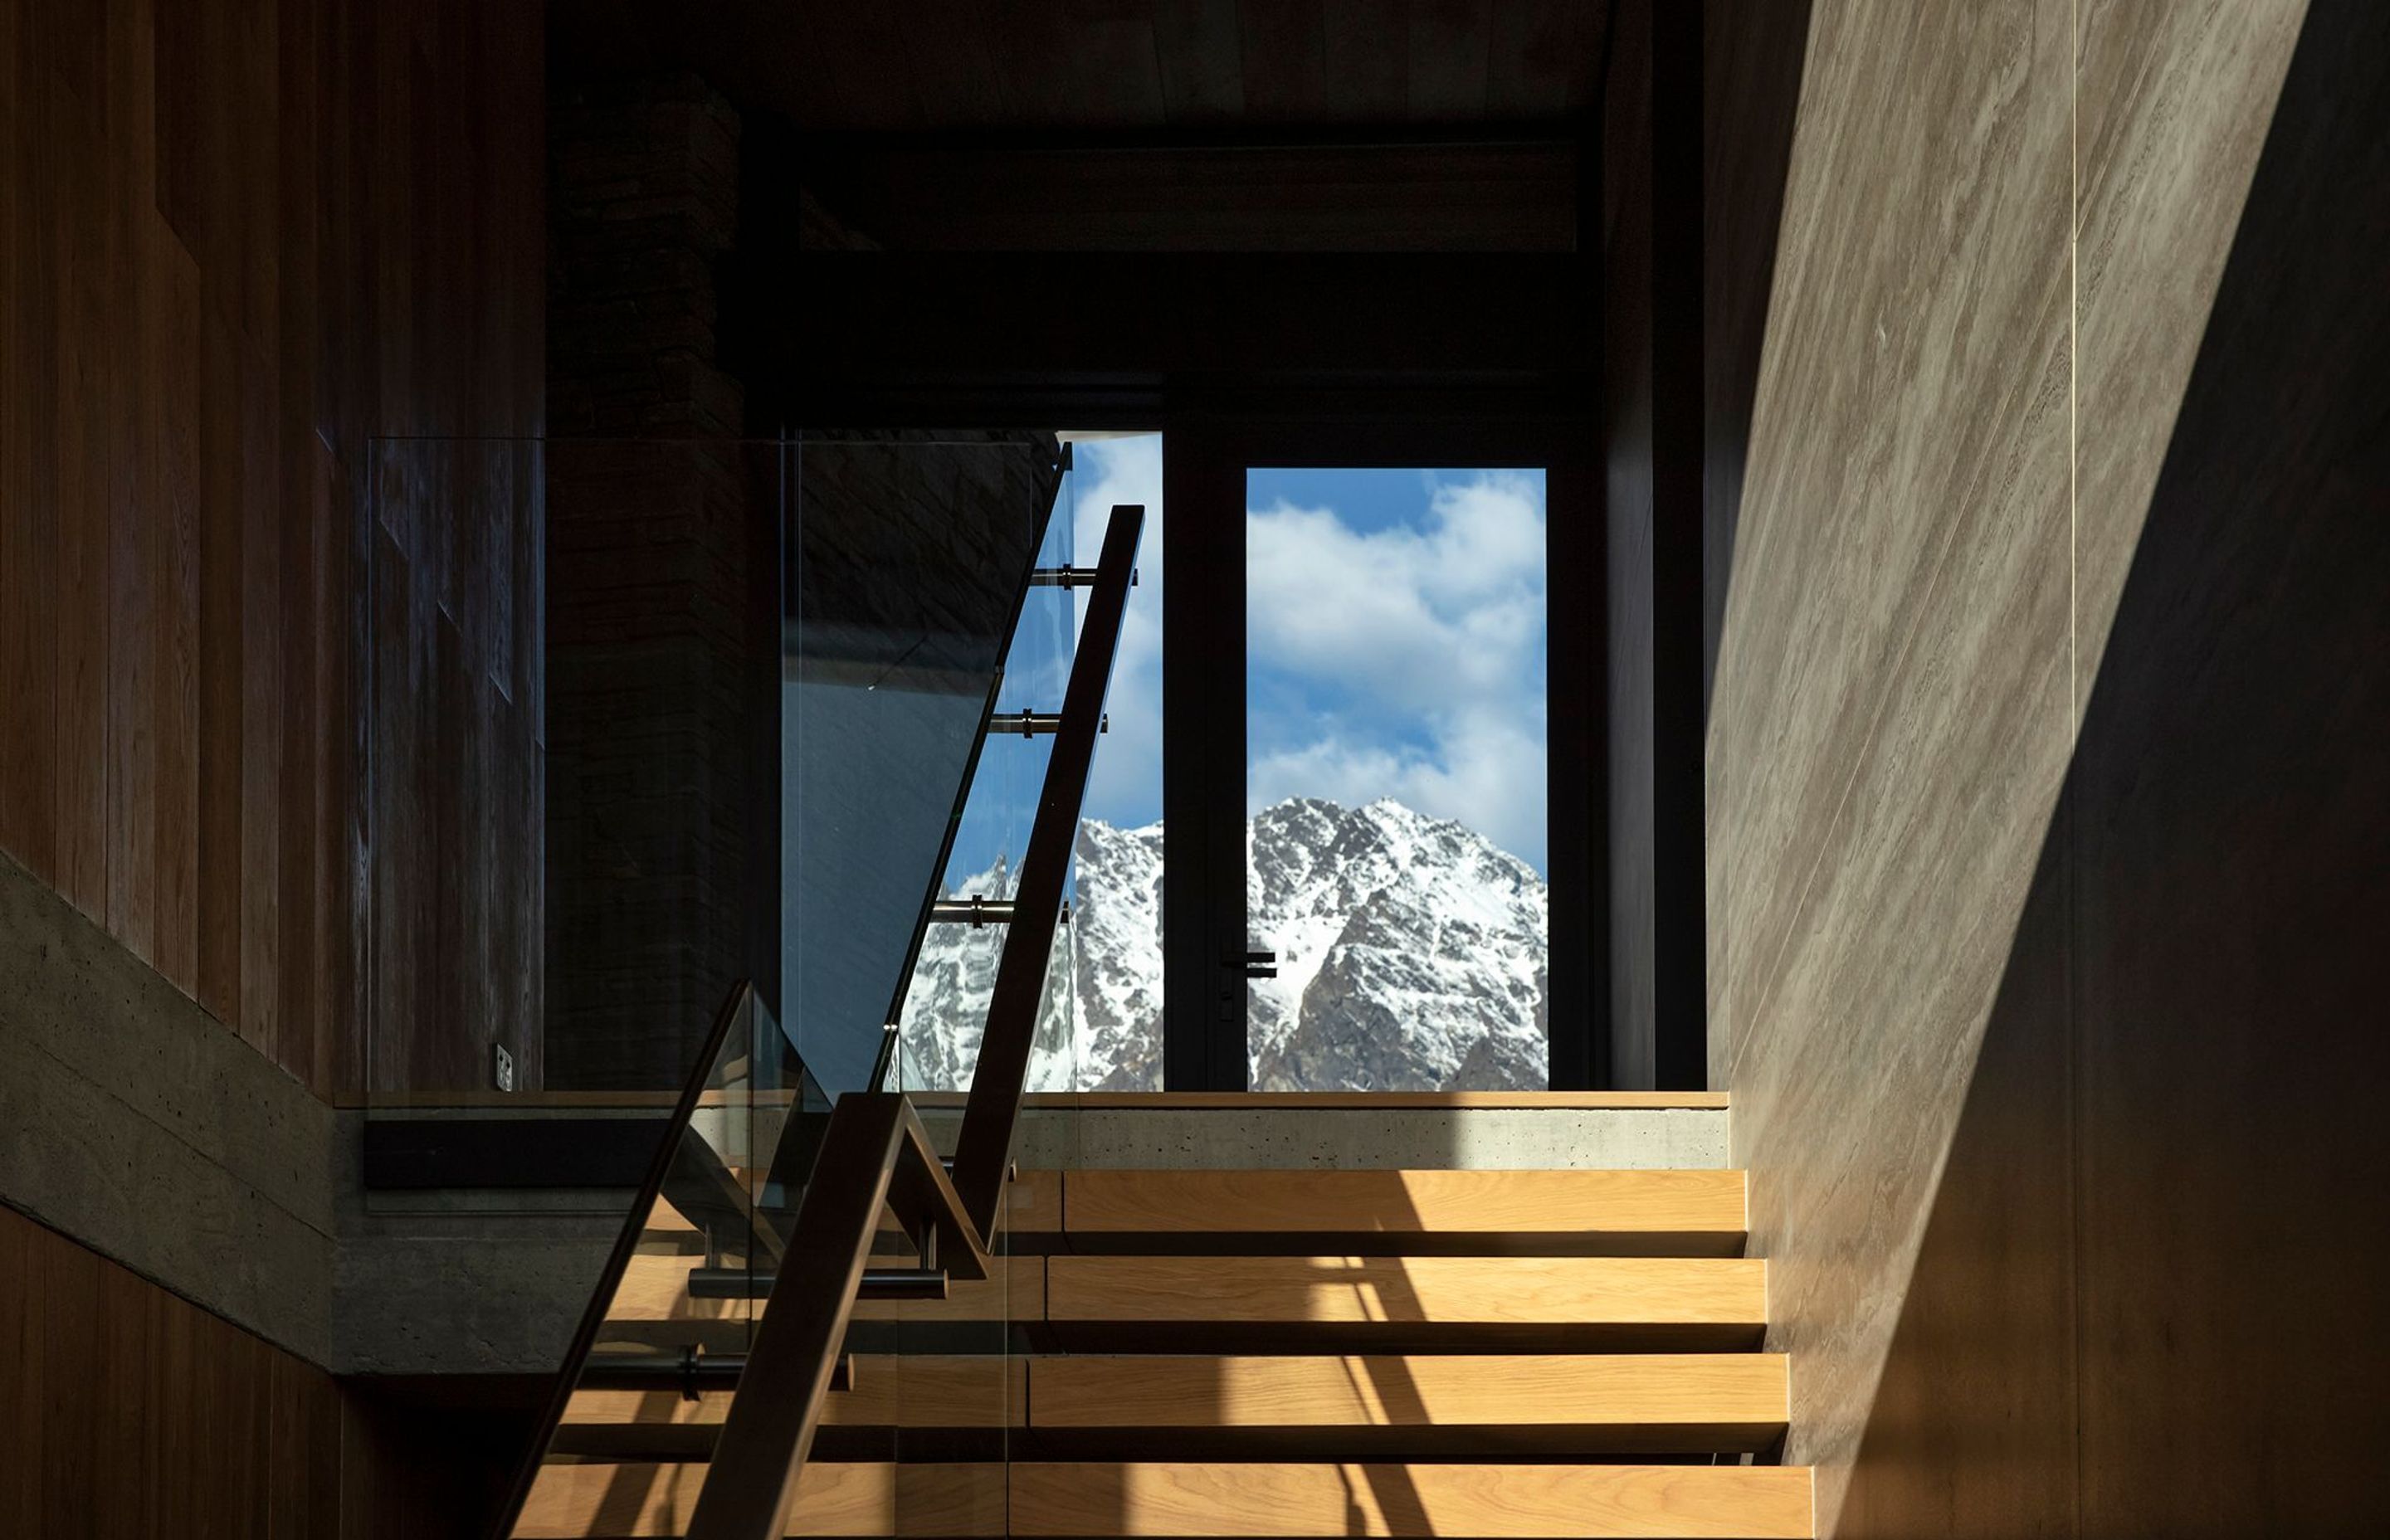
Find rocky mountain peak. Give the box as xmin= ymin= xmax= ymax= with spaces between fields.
xmin=898 ymin=797 xmax=1547 ymax=1091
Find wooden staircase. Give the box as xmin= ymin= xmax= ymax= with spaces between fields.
xmin=515 ymin=1167 xmax=1810 ymax=1538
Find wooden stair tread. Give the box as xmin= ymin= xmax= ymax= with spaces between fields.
xmin=1047 ymin=1170 xmax=1746 ymax=1255
xmin=1044 ymin=1255 xmax=1767 ymax=1350
xmin=515 ymin=1460 xmax=1006 ymax=1538
xmin=1009 ymin=1462 xmax=1811 ymax=1538
xmin=554 ymin=1357 xmax=1027 ymax=1460
xmin=1033 ymin=1353 xmax=1786 ymax=1446
xmin=602 ymin=1253 xmax=1763 ymax=1340
xmin=601 ymin=1254 xmax=1046 ymax=1326
xmin=519 ymin=1460 xmax=1810 ymax=1538
xmin=580 ymin=1257 xmax=1766 ymax=1351
xmin=556 ymin=1353 xmax=1784 ymax=1458
xmin=528 ymin=1165 xmax=1795 ymax=1536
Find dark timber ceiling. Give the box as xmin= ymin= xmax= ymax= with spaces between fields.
xmin=553 ymin=0 xmax=1612 ymax=131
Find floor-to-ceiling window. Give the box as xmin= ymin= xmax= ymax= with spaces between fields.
xmin=1242 ymin=467 xmax=1550 ymax=1090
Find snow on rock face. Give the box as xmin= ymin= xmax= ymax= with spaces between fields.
xmin=898 ymin=797 xmax=1547 ymax=1091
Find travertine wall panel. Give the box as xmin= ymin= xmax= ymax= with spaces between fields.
xmin=1711 ymin=6 xmax=2074 ymax=1517
xmin=1712 ymin=0 xmax=2318 ymax=1533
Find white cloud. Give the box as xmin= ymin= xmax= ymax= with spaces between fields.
xmin=1246 ymin=472 xmax=1549 ymax=867
xmin=1050 ymin=451 xmax=1548 ymax=868
xmin=1246 ymin=472 xmax=1546 ymax=712
xmin=1249 ymin=699 xmax=1549 ymax=870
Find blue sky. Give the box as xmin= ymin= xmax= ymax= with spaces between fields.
xmin=1245 ymin=465 xmax=1549 ymax=872
xmin=948 ymin=440 xmax=1549 ymax=881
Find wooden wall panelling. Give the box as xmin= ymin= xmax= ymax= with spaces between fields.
xmin=198 ymin=294 xmax=244 ymax=1023
xmin=54 ymin=0 xmax=113 ymax=924
xmin=153 ymin=227 xmax=204 ymax=999
xmin=0 ymin=1202 xmax=30 ymax=1529
xmin=0 ymin=0 xmax=544 ymax=1097
xmin=1 ymin=1204 xmax=530 ymax=1538
xmin=271 ymin=0 xmax=320 ymax=1078
xmin=41 ymin=1213 xmax=106 ymax=1533
xmin=103 ymin=0 xmax=160 ymax=966
xmin=1 ymin=0 xmax=58 ymax=894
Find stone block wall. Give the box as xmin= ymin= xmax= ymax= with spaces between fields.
xmin=544 ymin=75 xmax=772 ymax=1089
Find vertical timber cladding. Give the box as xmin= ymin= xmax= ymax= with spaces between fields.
xmin=0 ymin=1205 xmax=533 ymax=1535
xmin=0 ymin=0 xmax=546 ymax=1098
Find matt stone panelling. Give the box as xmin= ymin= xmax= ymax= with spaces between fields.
xmin=0 ymin=0 xmax=545 ymax=1099
xmin=1710 ymin=0 xmax=2323 ymax=1534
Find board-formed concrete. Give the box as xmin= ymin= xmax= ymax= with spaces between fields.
xmin=0 ymin=850 xmax=340 ymax=1364
xmin=916 ymin=1104 xmax=1730 ymax=1172
xmin=3 ymin=850 xmax=618 ymax=1376
xmin=334 ymin=1176 xmax=619 ymax=1376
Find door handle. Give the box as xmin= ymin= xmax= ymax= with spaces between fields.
xmin=1240 ymin=948 xmax=1277 ymax=980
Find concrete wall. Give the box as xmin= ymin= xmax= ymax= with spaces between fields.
xmin=3 ymin=847 xmax=619 ymax=1376
xmin=2 ymin=849 xmax=339 ymax=1362
xmin=1710 ymin=0 xmax=2390 ymax=1533
xmin=915 ymin=1103 xmax=1731 ymax=1172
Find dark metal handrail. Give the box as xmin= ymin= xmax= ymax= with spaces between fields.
xmin=949 ymin=504 xmax=1142 ymax=1235
xmin=490 ymin=980 xmax=757 ymax=1535
xmin=687 ymin=504 xmax=1144 ymax=1540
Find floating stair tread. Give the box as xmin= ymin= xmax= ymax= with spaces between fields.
xmin=551 ymin=1353 xmax=1783 ymax=1462
xmin=1007 ymin=1461 xmax=1812 ymax=1538
xmin=850 ymin=1255 xmax=1046 ymax=1323
xmin=1032 ymin=1353 xmax=1786 ymax=1445
xmin=1045 ymin=1255 xmax=1767 ymax=1346
xmin=602 ymin=1254 xmax=757 ymax=1325
xmin=515 ymin=1460 xmax=1005 ymax=1538
xmin=1055 ymin=1169 xmax=1747 ymax=1254
xmin=562 ymin=1355 xmax=1024 ymax=1430
xmin=602 ymin=1254 xmax=1045 ymax=1325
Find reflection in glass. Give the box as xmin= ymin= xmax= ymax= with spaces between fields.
xmin=783 ymin=434 xmax=1066 ymax=1097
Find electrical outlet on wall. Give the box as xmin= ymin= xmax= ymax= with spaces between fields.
xmin=492 ymin=1043 xmax=516 ymax=1093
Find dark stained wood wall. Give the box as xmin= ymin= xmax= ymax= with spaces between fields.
xmin=0 ymin=1203 xmax=528 ymax=1537
xmin=0 ymin=0 xmax=545 ymax=1097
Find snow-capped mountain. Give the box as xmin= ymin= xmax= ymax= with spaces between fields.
xmin=897 ymin=797 xmax=1547 ymax=1091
